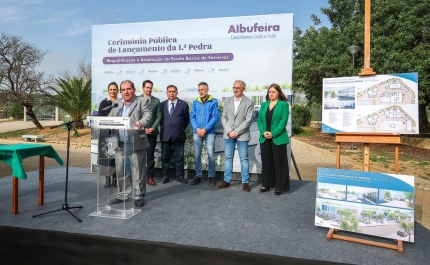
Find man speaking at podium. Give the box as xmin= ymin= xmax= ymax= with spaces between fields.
xmin=108 ymin=80 xmax=152 ymax=208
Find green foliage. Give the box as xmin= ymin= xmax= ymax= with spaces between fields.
xmin=291 ymin=104 xmax=312 ymax=135
xmin=399 ymin=221 xmax=414 ymax=242
xmin=62 ymin=116 xmax=80 ymax=137
xmin=293 ymin=0 xmax=430 ymax=132
xmin=49 ymin=78 xmax=92 ymax=129
xmin=404 ymin=192 xmax=413 ymax=204
xmin=9 ymin=101 xmax=24 ymax=120
xmin=384 ymin=190 xmax=391 ymax=200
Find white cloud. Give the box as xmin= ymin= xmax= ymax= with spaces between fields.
xmin=0 ymin=6 xmax=24 ymax=22
xmin=58 ymin=18 xmax=92 ymax=36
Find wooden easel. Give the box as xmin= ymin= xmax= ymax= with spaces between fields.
xmin=326 ymin=0 xmax=404 ymax=253
xmin=327 ymin=229 xmax=403 ymax=253
xmin=331 ymin=132 xmax=403 ymax=253
xmin=335 ymin=132 xmax=401 ymax=173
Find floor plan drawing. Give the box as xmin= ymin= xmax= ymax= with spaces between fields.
xmin=357 ymin=106 xmax=417 ymax=133
xmin=357 ymin=78 xmax=416 ymax=106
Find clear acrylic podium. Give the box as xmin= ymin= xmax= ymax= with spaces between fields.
xmin=87 ymin=116 xmax=141 ymax=219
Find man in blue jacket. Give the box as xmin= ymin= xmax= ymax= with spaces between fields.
xmin=190 ymin=82 xmax=220 ymax=186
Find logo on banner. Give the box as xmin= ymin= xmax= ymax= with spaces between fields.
xmin=138 ymin=69 xmax=145 ymax=75
xmin=219 ymin=69 xmax=229 ymax=72
xmin=116 ymin=70 xmax=123 ymax=75
xmin=171 ymin=70 xmax=181 ymax=73
xmin=104 ymin=71 xmax=113 ymax=74
xmin=161 ymin=69 xmax=168 ymax=75
xmin=126 ymin=70 xmax=135 ymax=74
xmin=228 ymin=23 xmax=280 ymax=33
xmin=148 ymin=70 xmax=157 ymax=74
xmin=183 ymin=68 xmax=191 ymax=74
xmin=194 ymin=69 xmax=204 ymax=73
xmin=102 ymin=136 xmax=120 ymax=158
xmin=207 ymin=68 xmax=215 ymax=74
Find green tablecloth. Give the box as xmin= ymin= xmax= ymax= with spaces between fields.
xmin=0 ymin=144 xmax=64 ymax=179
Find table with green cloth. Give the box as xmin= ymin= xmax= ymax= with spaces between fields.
xmin=0 ymin=143 xmax=64 ymax=215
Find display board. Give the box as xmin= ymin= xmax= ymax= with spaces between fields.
xmin=315 ymin=168 xmax=415 ymax=243
xmin=322 ymin=73 xmax=419 ymax=134
xmin=91 ymin=14 xmax=294 ymax=174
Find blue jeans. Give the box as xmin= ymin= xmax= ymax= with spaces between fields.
xmin=223 ymin=138 xmax=249 ymax=183
xmin=193 ymin=133 xmax=215 ymax=177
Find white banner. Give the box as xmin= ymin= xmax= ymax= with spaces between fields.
xmin=91 ymin=14 xmax=294 ymax=173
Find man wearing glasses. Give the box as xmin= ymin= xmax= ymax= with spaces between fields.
xmin=218 ymin=80 xmax=254 ymax=192
xmin=109 ymin=80 xmax=152 ymax=207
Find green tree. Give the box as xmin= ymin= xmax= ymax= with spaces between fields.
xmin=384 ymin=190 xmax=391 ymax=200
xmin=393 ymin=210 xmax=401 ymax=223
xmin=399 ymin=221 xmax=414 ymax=242
xmin=360 ymin=210 xmax=366 ymax=222
xmin=49 ymin=78 xmax=92 ymax=129
xmin=376 ymin=213 xmax=385 ymax=223
xmin=293 ymin=0 xmax=430 ymax=133
xmin=388 ymin=212 xmax=396 ymax=222
xmin=404 ymin=192 xmax=413 ymax=203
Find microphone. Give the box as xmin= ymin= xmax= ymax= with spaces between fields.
xmin=101 ymin=103 xmax=118 ymax=112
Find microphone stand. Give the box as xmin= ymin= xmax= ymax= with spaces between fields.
xmin=33 ymin=117 xmax=85 ymax=222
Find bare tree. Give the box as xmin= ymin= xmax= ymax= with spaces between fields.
xmin=0 ymin=32 xmax=53 ymax=129
xmin=57 ymin=55 xmax=91 ymax=82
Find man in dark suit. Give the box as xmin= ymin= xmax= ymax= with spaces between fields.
xmin=160 ymin=85 xmax=190 ymax=184
xmin=108 ymin=80 xmax=151 ymax=207
xmin=141 ymin=80 xmax=161 ymax=186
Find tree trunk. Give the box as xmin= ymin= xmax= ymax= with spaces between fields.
xmin=22 ymin=103 xmax=44 ymax=130
xmin=74 ymin=119 xmax=84 ymax=129
xmin=418 ymin=104 xmax=430 ymax=134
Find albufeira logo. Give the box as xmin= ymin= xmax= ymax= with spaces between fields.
xmin=102 ymin=136 xmax=120 ymax=158
xmin=228 ymin=23 xmax=280 ymax=33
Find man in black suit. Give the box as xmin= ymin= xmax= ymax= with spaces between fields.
xmin=160 ymin=85 xmax=190 ymax=184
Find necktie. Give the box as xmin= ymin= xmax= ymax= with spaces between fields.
xmin=169 ymin=102 xmax=175 ymax=116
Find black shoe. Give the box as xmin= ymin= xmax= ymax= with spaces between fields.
xmin=177 ymin=178 xmax=188 ymax=184
xmin=109 ymin=197 xmax=129 ymax=205
xmin=162 ymin=178 xmax=169 ymax=184
xmin=209 ymin=177 xmax=216 ymax=186
xmin=134 ymin=199 xmax=144 ymax=207
xmin=260 ymin=188 xmax=269 ymax=192
xmin=191 ymin=177 xmax=201 ymax=185
xmin=275 ymin=191 xmax=281 ymax=196
xmin=104 ymin=176 xmax=111 ymax=188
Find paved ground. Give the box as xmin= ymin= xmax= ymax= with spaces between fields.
xmin=0 ymin=120 xmax=62 ymax=133
xmin=1 ymin=121 xmax=429 ymax=230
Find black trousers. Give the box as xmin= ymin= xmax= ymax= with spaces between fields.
xmin=161 ymin=139 xmax=185 ymax=179
xmin=146 ymin=134 xmax=158 ymax=179
xmin=260 ymin=140 xmax=290 ymax=192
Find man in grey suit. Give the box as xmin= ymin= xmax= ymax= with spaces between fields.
xmin=141 ymin=80 xmax=161 ymax=186
xmin=218 ymin=80 xmax=254 ymax=192
xmin=108 ymin=80 xmax=151 ymax=207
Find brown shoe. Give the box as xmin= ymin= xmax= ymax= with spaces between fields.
xmin=243 ymin=183 xmax=251 ymax=192
xmin=217 ymin=180 xmax=230 ymax=188
xmin=147 ymin=178 xmax=156 ymax=186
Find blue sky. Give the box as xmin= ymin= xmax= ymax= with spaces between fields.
xmin=0 ymin=0 xmax=330 ymax=76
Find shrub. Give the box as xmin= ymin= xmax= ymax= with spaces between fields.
xmin=10 ymin=101 xmax=24 ymax=120
xmin=292 ymin=104 xmax=311 ymax=135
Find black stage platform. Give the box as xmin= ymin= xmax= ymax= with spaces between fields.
xmin=0 ymin=167 xmax=428 ymax=265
